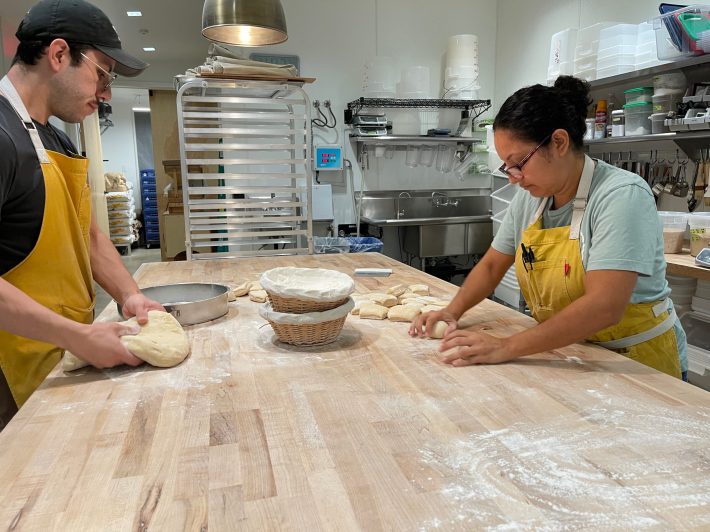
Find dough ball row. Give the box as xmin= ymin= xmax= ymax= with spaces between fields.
xmin=351 ymin=284 xmax=450 ymax=339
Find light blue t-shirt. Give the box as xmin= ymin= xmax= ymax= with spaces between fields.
xmin=491 ymin=159 xmax=687 ymax=372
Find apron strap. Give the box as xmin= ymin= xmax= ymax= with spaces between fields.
xmin=593 ymin=299 xmax=676 ymax=350
xmin=0 ymin=76 xmax=50 ymax=164
xmin=526 ymin=155 xmax=596 ymax=233
xmin=569 ymin=154 xmax=595 ymax=240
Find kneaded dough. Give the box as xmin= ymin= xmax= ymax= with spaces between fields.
xmin=249 ymin=281 xmax=263 ymax=292
xmin=359 ymin=303 xmax=389 ymax=320
xmin=428 ymin=320 xmax=449 ymax=339
xmin=387 ymin=304 xmax=421 ymax=322
xmin=249 ymin=289 xmax=268 ymax=303
xmin=402 ymin=302 xmax=424 ymax=312
xmin=421 ymin=304 xmax=445 ymax=313
xmin=63 ymin=311 xmax=190 ymax=371
xmin=351 ymin=298 xmax=367 ymax=315
xmin=367 ymin=293 xmax=398 ymax=308
xmin=387 ymin=284 xmax=407 ymax=297
xmin=232 ymin=281 xmax=254 ymax=297
xmin=408 ymin=284 xmax=430 ymax=296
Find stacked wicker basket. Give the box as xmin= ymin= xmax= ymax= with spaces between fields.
xmin=259 ymin=267 xmax=355 ymax=346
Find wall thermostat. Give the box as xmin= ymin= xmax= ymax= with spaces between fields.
xmin=314 ymin=144 xmax=343 ymax=171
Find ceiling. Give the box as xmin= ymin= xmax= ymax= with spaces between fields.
xmin=1 ymin=1 xmax=214 ymax=88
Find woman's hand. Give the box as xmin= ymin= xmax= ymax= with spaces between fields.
xmin=120 ymin=293 xmax=165 ymax=325
xmin=409 ymin=308 xmax=458 ymax=338
xmin=438 ymin=329 xmax=515 ymax=366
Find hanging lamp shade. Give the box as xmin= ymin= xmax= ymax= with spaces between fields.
xmin=201 ymin=0 xmax=288 ymax=46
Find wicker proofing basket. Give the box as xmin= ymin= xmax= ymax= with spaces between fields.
xmin=267 ymin=292 xmax=348 ymax=314
xmin=259 ymin=298 xmax=355 ymax=346
xmin=269 ymin=315 xmax=348 ymax=346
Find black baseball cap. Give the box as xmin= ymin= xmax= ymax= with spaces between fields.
xmin=16 ymin=0 xmax=148 ymax=77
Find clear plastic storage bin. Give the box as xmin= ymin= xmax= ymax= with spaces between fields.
xmin=624 ymin=86 xmax=653 ymax=104
xmin=652 ymin=5 xmax=710 ymax=61
xmin=624 ymin=102 xmax=653 ymax=136
xmin=658 ymin=211 xmax=689 ymax=253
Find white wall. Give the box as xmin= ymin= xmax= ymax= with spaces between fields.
xmin=242 ymin=0 xmax=499 ymax=229
xmin=100 ymin=87 xmax=151 ymax=209
xmin=494 ymin=0 xmax=665 ymax=105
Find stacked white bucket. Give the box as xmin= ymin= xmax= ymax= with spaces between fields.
xmin=443 ymin=34 xmax=479 ymax=99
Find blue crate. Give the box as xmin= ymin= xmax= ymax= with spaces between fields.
xmin=140 ymin=169 xmax=155 ymax=178
xmin=143 ymin=206 xmax=159 ymax=216
xmin=346 ymin=236 xmax=383 ymax=253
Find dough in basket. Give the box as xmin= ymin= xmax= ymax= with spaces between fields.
xmin=359 ymin=303 xmax=389 ymax=320
xmin=387 ymin=305 xmax=421 ymax=322
xmin=63 ymin=311 xmax=190 ymax=371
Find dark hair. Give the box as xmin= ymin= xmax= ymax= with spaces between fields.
xmin=11 ymin=40 xmax=90 ymax=68
xmin=493 ymin=75 xmax=592 ymax=151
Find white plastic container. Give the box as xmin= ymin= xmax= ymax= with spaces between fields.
xmin=491 ymin=183 xmax=518 ymax=216
xmin=650 ymin=112 xmax=671 ymax=134
xmin=599 ymin=24 xmax=639 ymax=49
xmin=548 ymin=28 xmax=578 ymax=82
xmin=688 ymin=212 xmax=710 ymax=256
xmin=399 ymin=66 xmax=430 ymax=98
xmin=653 ymin=72 xmax=687 ymax=94
xmin=611 ymin=109 xmax=625 ymax=136
xmin=447 ymin=34 xmax=479 ymax=66
xmin=575 ymin=22 xmax=618 ymax=58
xmin=658 ymin=211 xmax=689 ymax=253
xmin=623 ymin=102 xmax=653 ymax=136
xmin=363 ymin=57 xmax=397 ymax=98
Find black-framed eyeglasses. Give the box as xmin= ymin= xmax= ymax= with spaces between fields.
xmin=498 ymin=134 xmax=552 ymax=178
xmin=80 ymin=52 xmax=118 ymax=91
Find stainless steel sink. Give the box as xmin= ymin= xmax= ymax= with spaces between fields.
xmin=358 ymin=189 xmax=493 ymax=258
xmin=360 ymin=189 xmax=492 ymax=227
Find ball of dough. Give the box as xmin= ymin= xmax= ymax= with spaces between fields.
xmin=387 ymin=284 xmax=407 ymax=297
xmin=408 ymin=284 xmax=430 ymax=296
xmin=249 ymin=289 xmax=268 ymax=303
xmin=387 ymin=304 xmax=421 ymax=322
xmin=249 ymin=281 xmax=263 ymax=292
xmin=232 ymin=281 xmax=254 ymax=297
xmin=428 ymin=320 xmax=449 ymax=339
xmin=421 ymin=304 xmax=445 ymax=313
xmin=63 ymin=311 xmax=190 ymax=371
xmin=359 ymin=303 xmax=389 ymax=320
xmin=367 ymin=293 xmax=398 ymax=308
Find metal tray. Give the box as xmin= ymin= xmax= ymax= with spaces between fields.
xmin=118 ymin=283 xmax=230 ymax=326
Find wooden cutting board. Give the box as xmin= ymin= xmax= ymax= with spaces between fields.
xmin=0 ymin=253 xmax=708 ymax=530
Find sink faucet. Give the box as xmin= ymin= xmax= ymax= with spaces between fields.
xmin=432 ymin=191 xmax=447 ymax=207
xmin=397 ymin=191 xmax=411 ymax=218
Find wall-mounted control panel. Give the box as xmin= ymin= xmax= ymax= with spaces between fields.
xmin=314 ymin=144 xmax=343 ymax=171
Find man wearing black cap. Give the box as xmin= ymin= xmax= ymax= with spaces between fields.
xmin=0 ymin=0 xmax=163 ymax=428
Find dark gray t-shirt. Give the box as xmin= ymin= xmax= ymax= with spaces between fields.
xmin=0 ymin=95 xmax=77 ymax=274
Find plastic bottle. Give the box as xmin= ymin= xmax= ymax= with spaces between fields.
xmin=594 ymin=99 xmax=607 ymax=140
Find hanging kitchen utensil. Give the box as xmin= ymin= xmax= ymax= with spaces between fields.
xmin=674 ymin=160 xmax=690 ymax=197
xmin=688 ymin=159 xmax=700 ymax=211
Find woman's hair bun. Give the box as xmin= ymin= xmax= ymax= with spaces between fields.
xmin=553 ymin=75 xmax=592 ymax=121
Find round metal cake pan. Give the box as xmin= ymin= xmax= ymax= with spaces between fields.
xmin=117 ymin=283 xmax=229 ymax=326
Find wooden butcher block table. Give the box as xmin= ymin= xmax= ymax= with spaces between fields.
xmin=1 ymin=253 xmax=710 ymax=531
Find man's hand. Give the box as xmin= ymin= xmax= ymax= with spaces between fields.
xmin=438 ymin=330 xmax=514 ymax=367
xmin=65 ymin=322 xmax=144 ymax=368
xmin=121 ymin=293 xmax=165 ymax=325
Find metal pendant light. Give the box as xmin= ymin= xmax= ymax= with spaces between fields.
xmin=201 ymin=0 xmax=288 ymax=46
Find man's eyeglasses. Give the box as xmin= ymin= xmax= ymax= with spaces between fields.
xmin=498 ymin=134 xmax=552 ymax=178
xmin=80 ymin=52 xmax=117 ymax=91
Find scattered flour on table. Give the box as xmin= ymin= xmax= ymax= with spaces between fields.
xmin=417 ymin=390 xmax=710 ymax=531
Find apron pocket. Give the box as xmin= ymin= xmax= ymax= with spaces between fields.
xmin=60 ymin=300 xmax=96 ymax=325
xmin=525 ymin=258 xmax=575 ymax=319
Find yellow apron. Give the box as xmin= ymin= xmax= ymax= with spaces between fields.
xmin=0 ymin=76 xmax=95 ymax=408
xmin=514 ymin=155 xmax=681 ymax=378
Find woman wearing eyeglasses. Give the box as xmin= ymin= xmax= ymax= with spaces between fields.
xmin=410 ymin=75 xmax=687 ymax=380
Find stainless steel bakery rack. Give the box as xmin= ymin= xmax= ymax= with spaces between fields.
xmin=176 ymin=77 xmax=313 ymax=259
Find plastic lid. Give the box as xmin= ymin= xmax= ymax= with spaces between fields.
xmin=688 ymin=212 xmax=710 ymax=228
xmin=624 ymin=87 xmax=653 ymax=93
xmin=623 ymin=101 xmax=653 ymax=109
xmin=611 ymin=109 xmax=625 ymax=115
xmin=658 ymin=211 xmax=689 ymax=226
